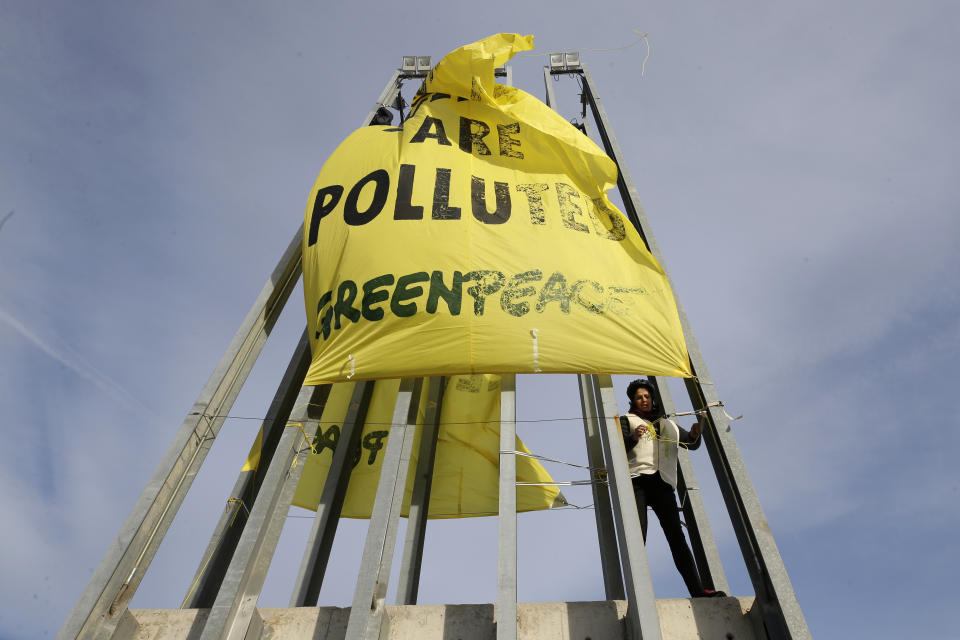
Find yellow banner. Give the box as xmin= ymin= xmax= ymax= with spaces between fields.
xmin=243 ymin=375 xmax=563 ymax=519
xmin=302 ymin=33 xmax=691 ymax=383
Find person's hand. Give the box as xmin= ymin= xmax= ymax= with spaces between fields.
xmin=634 ymin=424 xmax=649 ymax=441
xmin=689 ymin=421 xmax=702 ymax=440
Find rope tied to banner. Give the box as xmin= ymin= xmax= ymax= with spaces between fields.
xmin=530 ymin=328 xmax=541 ymax=372
xmin=226 ymin=497 xmax=250 ymax=517
xmin=192 ymin=400 xmax=742 ymax=428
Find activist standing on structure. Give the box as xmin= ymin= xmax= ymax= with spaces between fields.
xmin=619 ymin=379 xmax=726 ymax=598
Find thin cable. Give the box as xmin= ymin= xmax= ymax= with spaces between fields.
xmin=284 ymin=504 xmax=598 ymax=519
xmin=192 ymin=410 xmax=738 ymax=427
xmin=191 ymin=395 xmax=740 ymax=428
xmin=500 ymin=450 xmax=602 ymax=472
xmin=635 ymin=30 xmax=651 ymax=76
xmin=516 ymin=480 xmax=602 ymax=487
xmin=515 ymin=30 xmax=651 ymax=56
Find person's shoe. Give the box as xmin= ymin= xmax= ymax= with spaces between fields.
xmin=696 ymin=589 xmax=727 ymax=598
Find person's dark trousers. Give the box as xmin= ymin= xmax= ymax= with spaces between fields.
xmin=632 ymin=472 xmax=704 ymax=597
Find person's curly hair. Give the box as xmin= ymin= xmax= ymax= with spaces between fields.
xmin=626 ymin=378 xmax=662 ymax=417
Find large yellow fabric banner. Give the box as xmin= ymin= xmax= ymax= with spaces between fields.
xmin=302 ymin=33 xmax=691 ymax=384
xmin=243 ymin=375 xmax=563 ymax=518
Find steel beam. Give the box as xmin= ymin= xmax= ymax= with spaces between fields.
xmin=366 ymin=71 xmax=402 ymax=125
xmin=646 ymin=377 xmax=728 ymax=593
xmin=396 ymin=376 xmax=445 ymax=604
xmin=579 ymin=63 xmax=810 ymax=639
xmin=592 ymin=375 xmax=662 ymax=640
xmin=290 ymin=381 xmax=375 ymax=606
xmin=543 ymin=66 xmax=558 ymax=110
xmin=57 ymin=227 xmax=303 ymax=640
xmin=198 ymin=384 xmax=327 ymax=640
xmin=345 ymin=379 xmax=424 ymax=640
xmin=183 ymin=328 xmax=313 ymax=608
xmin=548 ymin=68 xmax=623 ymax=603
xmin=577 ymin=64 xmax=656 ymax=247
xmin=576 ymin=374 xmax=624 ymax=599
xmin=496 ymin=374 xmax=518 ymax=640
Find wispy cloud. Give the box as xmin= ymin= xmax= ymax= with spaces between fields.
xmin=0 ymin=306 xmax=160 ymax=421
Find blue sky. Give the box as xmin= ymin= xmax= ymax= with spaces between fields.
xmin=2 ymin=2 xmax=958 ymax=638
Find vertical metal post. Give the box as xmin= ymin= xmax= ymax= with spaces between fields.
xmin=576 ymin=374 xmax=624 ymax=599
xmin=576 ymin=65 xmax=654 ymax=244
xmin=496 ymin=374 xmax=518 ymax=640
xmin=646 ymin=377 xmax=728 ymax=593
xmin=183 ymin=329 xmax=313 ymax=608
xmin=289 ymin=68 xmax=406 ymax=610
xmin=345 ymin=378 xmax=424 ymax=640
xmin=547 ymin=74 xmax=624 ymax=602
xmin=396 ymin=376 xmax=445 ymax=604
xmin=592 ymin=375 xmax=662 ymax=640
xmin=578 ymin=88 xmax=592 ymax=138
xmin=543 ymin=66 xmax=557 ymax=109
xmin=290 ymin=381 xmax=375 ymax=606
xmin=198 ymin=384 xmax=327 ymax=640
xmin=57 ymin=227 xmax=303 ymax=640
xmin=579 ymin=63 xmax=810 ymax=638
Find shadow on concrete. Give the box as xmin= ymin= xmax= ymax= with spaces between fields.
xmin=183 ymin=610 xmax=208 ymax=640
xmin=443 ymin=603 xmax=494 ymax=640
xmin=689 ymin=596 xmax=758 ymax=640
xmin=565 ymin=600 xmax=625 ymax=640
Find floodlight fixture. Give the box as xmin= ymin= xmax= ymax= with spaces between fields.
xmin=549 ymin=52 xmax=565 ymax=70
xmin=564 ymin=52 xmax=581 ymax=69
xmin=401 ymin=56 xmax=417 ymax=72
xmin=417 ymin=56 xmax=432 ymax=71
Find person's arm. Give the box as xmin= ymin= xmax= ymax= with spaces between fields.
xmin=620 ymin=415 xmax=639 ymax=451
xmin=678 ymin=421 xmax=702 ymax=450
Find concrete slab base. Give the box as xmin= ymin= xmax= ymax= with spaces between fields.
xmin=118 ymin=598 xmax=759 ymax=640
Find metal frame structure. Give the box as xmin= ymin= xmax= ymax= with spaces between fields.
xmin=59 ymin=59 xmax=809 ymax=640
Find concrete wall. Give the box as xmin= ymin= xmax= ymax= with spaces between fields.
xmin=118 ymin=598 xmax=760 ymax=640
